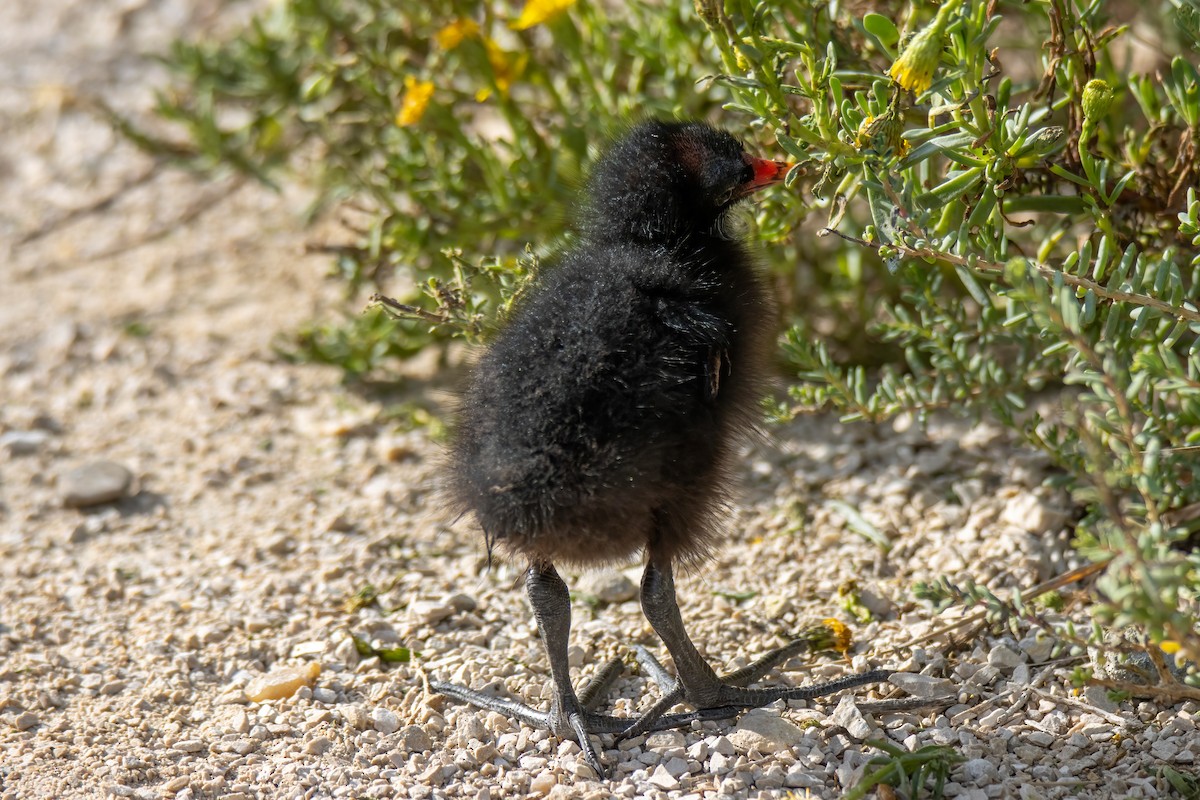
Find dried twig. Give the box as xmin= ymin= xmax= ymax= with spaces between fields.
xmin=1029 ymin=686 xmax=1138 ymax=729
xmin=86 ymin=175 xmax=247 ymax=262
xmin=15 ymin=160 xmax=163 ymax=247
xmin=883 ymin=561 xmax=1109 ymax=655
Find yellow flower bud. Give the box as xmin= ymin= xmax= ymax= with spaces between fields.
xmin=1081 ymin=79 xmax=1114 ymax=122
xmin=510 ymin=0 xmax=576 ymax=31
xmin=435 ymin=18 xmax=479 ymax=50
xmin=888 ymin=2 xmax=959 ymax=96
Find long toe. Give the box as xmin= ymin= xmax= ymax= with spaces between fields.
xmin=618 ymin=661 xmax=893 ymax=739
xmin=430 ymin=678 xmax=634 ymax=777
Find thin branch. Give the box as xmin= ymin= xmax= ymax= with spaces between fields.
xmin=1028 ymin=686 xmax=1139 ymax=730
xmin=818 ymin=227 xmax=1200 ymax=325
xmin=15 ymin=160 xmax=163 ymax=247
xmin=370 ymin=293 xmax=459 ymax=327
xmin=86 ymin=175 xmax=247 ymax=262
xmin=882 ymin=560 xmax=1109 ymax=656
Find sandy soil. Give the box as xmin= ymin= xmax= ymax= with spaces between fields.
xmin=2 ymin=2 xmax=1197 ymax=799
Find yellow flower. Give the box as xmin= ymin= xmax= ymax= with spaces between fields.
xmin=888 ymin=2 xmax=959 ymax=96
xmin=476 ymin=38 xmax=527 ymax=101
xmin=798 ymin=618 xmax=853 ymax=656
xmin=395 ymin=76 xmax=434 ymax=127
xmin=436 ymin=18 xmax=479 ymax=50
xmin=1160 ymin=640 xmax=1182 ymax=655
xmin=510 ymin=0 xmax=576 ymax=30
xmin=855 ymin=112 xmax=909 ymax=157
xmin=822 ymin=618 xmax=853 ymax=656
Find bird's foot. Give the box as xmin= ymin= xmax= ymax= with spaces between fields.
xmin=430 ymin=656 xmax=635 ymax=777
xmin=621 ymin=642 xmax=892 ymax=739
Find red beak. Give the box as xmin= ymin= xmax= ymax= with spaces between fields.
xmin=737 ymin=155 xmax=793 ymax=198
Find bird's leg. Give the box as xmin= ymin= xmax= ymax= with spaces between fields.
xmin=430 ymin=563 xmax=632 ymax=776
xmin=624 ymin=556 xmax=891 ymax=737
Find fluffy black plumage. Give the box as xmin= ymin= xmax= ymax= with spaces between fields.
xmin=450 ymin=120 xmax=775 ymax=567
xmin=433 ymin=121 xmax=889 ymax=775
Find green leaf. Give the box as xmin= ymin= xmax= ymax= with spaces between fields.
xmin=898 ymin=132 xmax=976 ymax=169
xmin=828 ymin=500 xmax=891 ymax=551
xmin=917 ymin=167 xmax=984 ymax=210
xmin=955 ymin=263 xmax=990 ymax=306
xmin=863 ymin=13 xmax=899 ymax=48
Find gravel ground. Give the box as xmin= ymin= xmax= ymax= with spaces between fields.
xmin=2 ymin=2 xmax=1198 ymax=799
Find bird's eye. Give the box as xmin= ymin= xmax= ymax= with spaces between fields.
xmin=741 ymin=165 xmax=754 ymax=183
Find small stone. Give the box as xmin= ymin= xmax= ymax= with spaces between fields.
xmin=529 ymin=772 xmax=557 ymax=795
xmin=67 ymin=522 xmax=91 ymax=544
xmin=334 ymin=637 xmax=360 ymax=667
xmin=520 ymin=755 xmax=549 ymax=772
xmin=1018 ymin=635 xmax=1054 ymax=663
xmin=645 ymin=730 xmax=686 ymax=751
xmin=758 ymin=765 xmax=787 ymax=790
xmin=1081 ymin=685 xmax=1119 ymax=713
xmin=648 ymin=764 xmax=680 ymax=790
xmin=662 ymin=757 xmax=690 ymax=777
xmin=1001 ymin=493 xmax=1071 ymax=533
xmin=830 ymin=695 xmax=874 ymax=739
xmin=960 ymin=758 xmax=998 ymax=785
xmin=445 ymin=593 xmax=478 ymax=612
xmin=229 ymin=709 xmax=250 ymax=735
xmin=291 ymin=640 xmax=327 ymax=657
xmin=1024 ymin=731 xmax=1054 ymax=747
xmin=710 ymin=751 xmax=734 ymax=775
xmin=60 ymin=461 xmax=134 ymax=507
xmin=457 ymin=713 xmax=488 ymax=742
xmin=342 ymin=705 xmax=371 ymax=729
xmin=172 ymin=739 xmax=205 ymax=752
xmin=712 ymin=735 xmax=735 ymax=756
xmin=1 ymin=430 xmax=50 ymax=456
xmin=1151 ymin=739 xmax=1180 ymax=761
xmin=978 ymin=708 xmax=1008 ymax=729
xmin=785 ymin=763 xmax=823 ymax=789
xmin=408 ymin=600 xmax=454 ymax=625
xmin=856 ymin=587 xmax=897 ymax=618
xmin=231 ymin=739 xmax=257 ymax=755
xmin=952 ymin=479 xmax=985 ymax=506
xmin=325 ymin=512 xmax=355 ymax=533
xmin=372 ymin=707 xmax=401 ymax=735
xmin=305 ymin=736 xmax=334 ymax=755
xmin=762 ymin=594 xmax=793 ymax=618
xmin=376 ymin=434 xmax=415 ymax=463
xmin=399 ymin=724 xmax=431 ymax=750
xmin=889 ymin=672 xmax=956 ymax=698
xmin=576 ymin=571 xmax=638 ymax=604
xmin=244 ymin=663 xmax=321 ymax=702
xmin=164 ymin=776 xmax=190 ymax=793
xmin=987 ymin=644 xmax=1025 ymax=672
xmin=13 ymin=711 xmax=38 ymax=730
xmin=312 ymin=687 xmax=337 ymax=704
xmin=100 ymin=680 xmax=126 ymax=696
xmin=728 ymin=712 xmax=805 ymax=753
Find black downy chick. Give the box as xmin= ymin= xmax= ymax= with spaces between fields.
xmin=434 ymin=121 xmax=889 ymax=774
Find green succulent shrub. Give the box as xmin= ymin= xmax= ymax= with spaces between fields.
xmin=127 ymin=0 xmax=1200 ymax=669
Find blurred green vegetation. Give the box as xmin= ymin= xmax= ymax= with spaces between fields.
xmin=125 ymin=0 xmax=1200 ymax=678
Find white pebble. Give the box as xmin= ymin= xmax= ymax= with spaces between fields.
xmin=372 ymin=708 xmax=401 ymax=735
